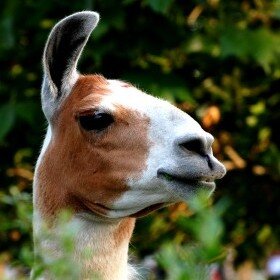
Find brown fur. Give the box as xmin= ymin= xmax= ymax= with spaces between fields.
xmin=35 ymin=75 xmax=150 ymax=227
xmin=113 ymin=218 xmax=136 ymax=247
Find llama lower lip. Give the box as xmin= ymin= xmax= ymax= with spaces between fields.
xmin=130 ymin=203 xmax=166 ymax=218
xmin=157 ymin=171 xmax=215 ymax=189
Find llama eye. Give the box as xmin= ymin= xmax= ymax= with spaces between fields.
xmin=78 ymin=112 xmax=114 ymax=131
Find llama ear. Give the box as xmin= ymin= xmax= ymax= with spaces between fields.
xmin=42 ymin=11 xmax=99 ymax=120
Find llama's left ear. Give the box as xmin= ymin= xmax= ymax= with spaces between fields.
xmin=42 ymin=11 xmax=99 ymax=120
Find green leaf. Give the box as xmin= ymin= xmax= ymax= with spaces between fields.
xmin=15 ymin=101 xmax=41 ymax=126
xmin=220 ymin=26 xmax=253 ymax=59
xmin=250 ymin=29 xmax=280 ymax=72
xmin=123 ymin=71 xmax=195 ymax=104
xmin=0 ymin=16 xmax=15 ymax=49
xmin=0 ymin=1 xmax=17 ymax=50
xmin=0 ymin=103 xmax=16 ymax=141
xmin=220 ymin=26 xmax=280 ymax=72
xmin=144 ymin=0 xmax=174 ymax=14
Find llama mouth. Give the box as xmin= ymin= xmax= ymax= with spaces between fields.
xmin=82 ymin=200 xmax=169 ymax=219
xmin=130 ymin=203 xmax=167 ymax=218
xmin=157 ymin=170 xmax=215 ymax=189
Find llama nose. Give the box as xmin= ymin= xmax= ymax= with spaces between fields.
xmin=179 ymin=135 xmax=215 ymax=170
xmin=179 ymin=137 xmax=208 ymax=156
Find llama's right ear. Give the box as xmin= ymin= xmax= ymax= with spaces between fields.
xmin=42 ymin=11 xmax=99 ymax=120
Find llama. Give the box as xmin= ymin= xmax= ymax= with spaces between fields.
xmin=33 ymin=11 xmax=226 ymax=279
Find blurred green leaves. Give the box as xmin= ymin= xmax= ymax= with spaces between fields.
xmin=157 ymin=192 xmax=228 ymax=279
xmin=143 ymin=0 xmax=174 ymax=14
xmin=32 ymin=211 xmax=84 ymax=280
xmin=124 ymin=71 xmax=195 ymax=103
xmin=0 ymin=101 xmax=40 ymax=142
xmin=220 ymin=26 xmax=280 ymax=72
xmin=0 ymin=103 xmax=16 ymax=142
xmin=0 ymin=0 xmax=16 ymax=50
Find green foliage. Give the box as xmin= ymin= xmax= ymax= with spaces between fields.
xmin=157 ymin=192 xmax=228 ymax=279
xmin=144 ymin=0 xmax=174 ymax=14
xmin=220 ymin=26 xmax=280 ymax=72
xmin=32 ymin=211 xmax=90 ymax=280
xmin=0 ymin=103 xmax=15 ymax=142
xmin=0 ymin=185 xmax=33 ymax=275
xmin=0 ymin=0 xmax=279 ymax=277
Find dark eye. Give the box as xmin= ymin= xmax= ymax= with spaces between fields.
xmin=78 ymin=112 xmax=114 ymax=131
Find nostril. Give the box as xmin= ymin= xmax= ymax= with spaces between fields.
xmin=205 ymin=154 xmax=213 ymax=170
xmin=180 ymin=138 xmax=206 ymax=155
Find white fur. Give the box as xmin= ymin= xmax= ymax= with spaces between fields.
xmin=33 ymin=126 xmax=52 ymax=237
xmin=73 ymin=215 xmax=131 ymax=280
xmin=36 ymin=126 xmax=52 ymax=167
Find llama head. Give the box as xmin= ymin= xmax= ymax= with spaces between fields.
xmin=38 ymin=11 xmax=226 ymax=220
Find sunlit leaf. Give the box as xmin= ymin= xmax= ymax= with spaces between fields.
xmin=249 ymin=101 xmax=265 ymax=115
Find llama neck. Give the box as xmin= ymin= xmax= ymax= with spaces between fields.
xmin=72 ymin=215 xmax=136 ymax=279
xmin=33 ymin=126 xmax=137 ymax=279
xmin=33 ymin=210 xmax=136 ymax=280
